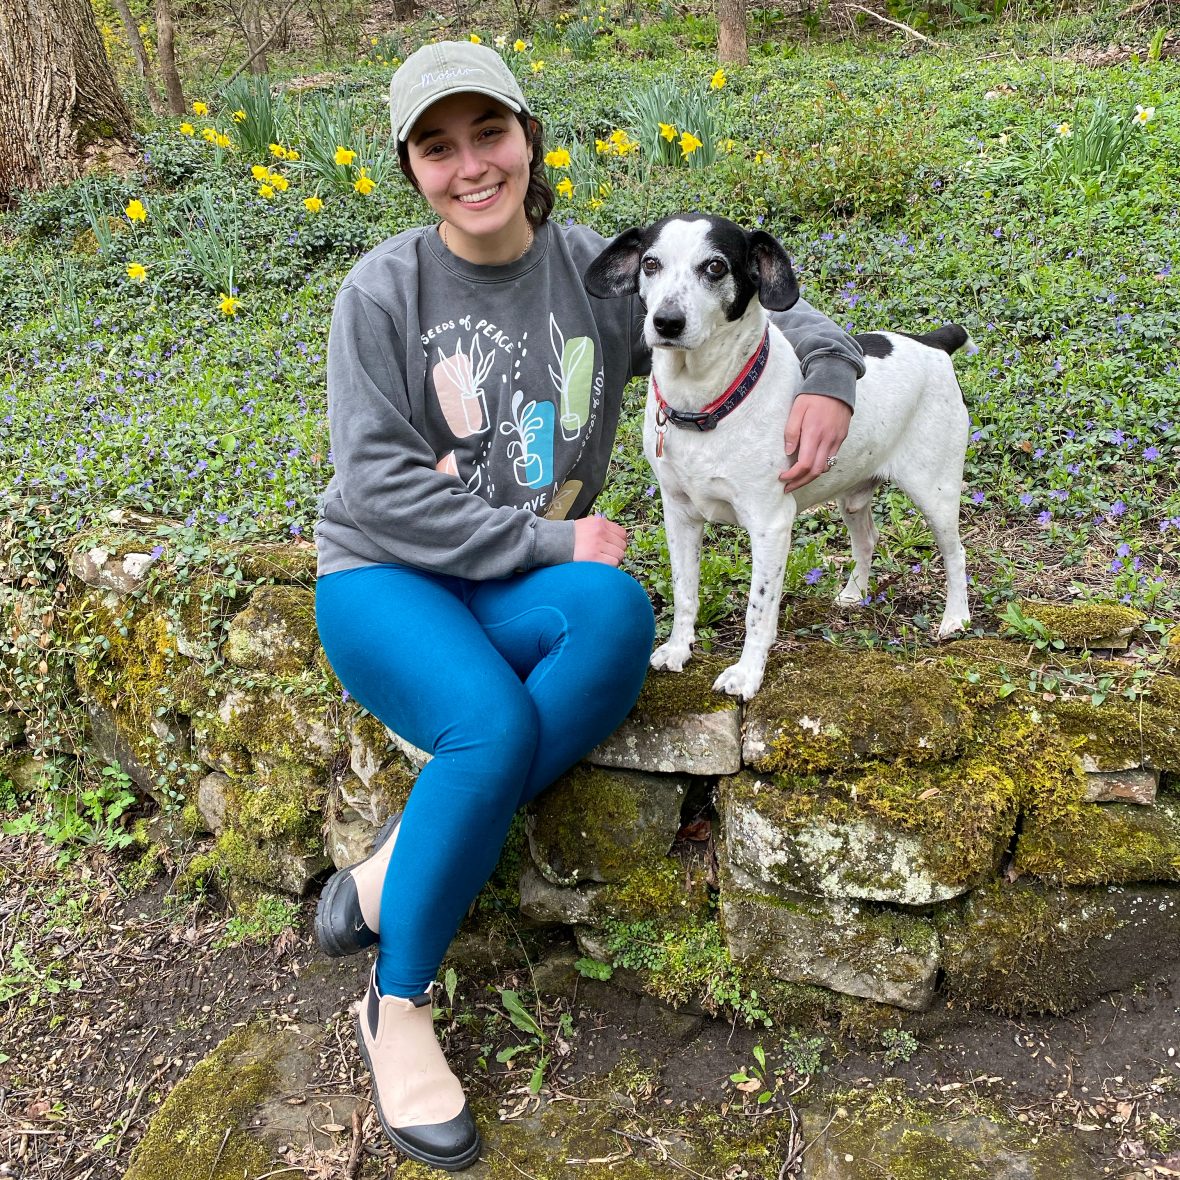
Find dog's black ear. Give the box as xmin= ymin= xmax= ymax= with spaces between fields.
xmin=584 ymin=227 xmax=645 ymax=298
xmin=747 ymin=230 xmax=799 ymax=312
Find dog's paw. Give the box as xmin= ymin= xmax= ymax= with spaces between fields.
xmin=936 ymin=614 xmax=971 ymax=640
xmin=712 ymin=662 xmax=764 ymax=701
xmin=835 ymin=585 xmax=867 ymax=607
xmin=650 ymin=642 xmax=692 ymax=672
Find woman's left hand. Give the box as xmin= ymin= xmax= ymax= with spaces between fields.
xmin=778 ymin=394 xmax=853 ymax=494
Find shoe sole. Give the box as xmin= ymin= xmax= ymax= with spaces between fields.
xmin=314 ymin=812 xmax=402 ymax=958
xmin=355 ymin=1009 xmax=482 ymax=1171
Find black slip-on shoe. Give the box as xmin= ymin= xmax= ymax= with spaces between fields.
xmin=314 ymin=811 xmax=401 ymax=957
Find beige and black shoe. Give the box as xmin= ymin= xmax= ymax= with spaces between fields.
xmin=315 ymin=811 xmax=401 ymax=957
xmin=356 ymin=968 xmax=481 ymax=1171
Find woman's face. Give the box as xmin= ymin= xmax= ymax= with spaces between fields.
xmin=406 ymin=92 xmax=532 ymax=258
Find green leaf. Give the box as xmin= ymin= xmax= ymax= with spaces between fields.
xmin=752 ymin=1044 xmax=767 ymax=1070
xmin=499 ymin=989 xmax=543 ymax=1037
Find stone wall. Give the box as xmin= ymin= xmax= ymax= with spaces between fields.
xmin=2 ymin=516 xmax=1178 ymax=1021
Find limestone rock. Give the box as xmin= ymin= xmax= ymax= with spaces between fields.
xmin=197 ymin=771 xmax=231 ymax=833
xmin=198 ymin=684 xmax=338 ymax=774
xmin=590 ymin=660 xmax=742 ymax=774
xmin=1006 ymin=599 xmax=1143 ymax=650
xmin=6 ymin=753 xmax=52 ymax=792
xmin=719 ymin=770 xmax=1012 ymax=906
xmin=528 ymin=764 xmax=687 ymax=886
xmin=519 ymin=863 xmax=606 ymax=924
xmin=86 ymin=700 xmax=191 ymax=805
xmin=742 ymin=648 xmax=971 ymax=774
xmin=1083 ymin=766 xmax=1157 ymax=805
xmin=720 ymin=866 xmax=939 ymax=1010
xmin=125 ymin=1020 xmax=357 ymax=1180
xmin=1015 ymin=797 xmax=1180 ymax=885
xmin=0 ymin=712 xmax=25 ymax=750
xmin=225 ymin=585 xmax=318 ymax=675
xmin=68 ymin=545 xmax=159 ymax=595
xmin=941 ymin=881 xmax=1180 ymax=1014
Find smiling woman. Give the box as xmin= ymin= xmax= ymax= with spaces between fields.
xmin=310 ymin=38 xmax=865 ymax=1172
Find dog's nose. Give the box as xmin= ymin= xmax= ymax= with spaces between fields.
xmin=653 ymin=308 xmax=686 ymax=338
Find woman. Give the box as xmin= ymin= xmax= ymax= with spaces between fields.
xmin=313 ymin=40 xmax=865 ymax=1171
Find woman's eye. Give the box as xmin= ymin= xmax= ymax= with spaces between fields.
xmin=705 ymin=259 xmax=728 ymax=278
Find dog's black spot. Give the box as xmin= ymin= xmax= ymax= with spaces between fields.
xmin=702 ymin=219 xmax=760 ymax=321
xmin=855 ymin=332 xmax=894 ymax=359
xmin=906 ymin=324 xmax=970 ymax=355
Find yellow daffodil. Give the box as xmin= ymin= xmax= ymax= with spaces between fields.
xmin=285 ymin=148 xmax=300 ymax=160
xmin=720 ymin=137 xmax=735 ymax=152
xmin=201 ymin=127 xmax=217 ymax=142
xmin=218 ymin=293 xmax=241 ymax=316
xmin=179 ymin=122 xmax=195 ymax=136
xmin=531 ymin=60 xmax=544 ymax=73
xmin=598 ymin=182 xmax=611 ymax=197
xmin=1057 ymin=122 xmax=1072 ymax=137
xmin=710 ymin=68 xmax=727 ymax=90
xmin=588 ymin=197 xmax=603 ymax=211
xmin=126 ymin=262 xmax=147 ymax=282
xmin=609 ymin=129 xmax=628 ymax=145
xmin=469 ymin=33 xmax=481 ymax=43
xmin=659 ymin=122 xmax=677 ymax=141
xmin=544 ymin=148 xmax=572 ymax=168
xmin=754 ymin=149 xmax=766 ymax=165
xmin=269 ymin=143 xmax=286 ymax=158
xmin=304 ymin=195 xmax=323 ymax=213
xmin=215 ymin=133 xmax=231 ymax=148
xmin=370 ymin=35 xmax=378 ymax=43
xmin=251 ymin=164 xmax=271 ymax=182
xmin=1134 ymin=104 xmax=1155 ymax=124
xmin=124 ymin=199 xmax=147 ymax=223
xmin=595 ymin=138 xmax=609 ymax=154
xmin=514 ymin=38 xmax=527 ymax=52
xmin=258 ymin=184 xmax=275 ymax=199
xmin=232 ymin=109 xmax=246 ymax=123
xmin=679 ymin=131 xmax=703 ymax=157
xmin=354 ymin=169 xmax=376 ymax=195
xmin=270 ymin=173 xmax=289 ymax=192
xmin=556 ymin=177 xmax=574 ymax=198
xmin=335 ymin=146 xmax=356 ymax=166
xmin=192 ymin=100 xmax=209 ymax=115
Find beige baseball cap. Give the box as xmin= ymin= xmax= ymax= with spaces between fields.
xmin=390 ymin=41 xmax=529 ymax=143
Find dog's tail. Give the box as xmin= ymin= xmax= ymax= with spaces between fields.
xmin=912 ymin=324 xmax=971 ymax=355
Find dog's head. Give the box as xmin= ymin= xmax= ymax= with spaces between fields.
xmin=584 ymin=214 xmax=799 ymax=351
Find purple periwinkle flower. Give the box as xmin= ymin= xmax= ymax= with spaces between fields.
xmin=971 ymin=491 xmax=985 ymax=505
xmin=1109 ymin=500 xmax=1126 ymax=517
xmin=1144 ymin=446 xmax=1161 ymax=461
xmin=1019 ymin=493 xmax=1034 ymax=506
xmin=804 ymin=567 xmax=823 ymax=585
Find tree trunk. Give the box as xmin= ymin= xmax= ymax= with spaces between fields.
xmin=717 ymin=0 xmax=749 ymax=65
xmin=155 ymin=0 xmax=186 ymax=115
xmin=0 ymin=0 xmax=136 ymax=199
xmin=245 ymin=0 xmax=269 ymax=74
xmin=110 ymin=0 xmax=166 ymax=114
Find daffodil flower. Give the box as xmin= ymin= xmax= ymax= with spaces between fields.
xmin=354 ymin=169 xmax=376 ymax=195
xmin=304 ymin=195 xmax=323 ymax=213
xmin=1134 ymin=104 xmax=1155 ymax=124
xmin=544 ymin=148 xmax=572 ymax=168
xmin=679 ymin=131 xmax=703 ymax=157
xmin=1057 ymin=122 xmax=1072 ymax=137
xmin=232 ymin=109 xmax=246 ymax=123
xmin=192 ymin=100 xmax=209 ymax=115
xmin=659 ymin=122 xmax=677 ymax=141
xmin=469 ymin=33 xmax=481 ymax=43
xmin=258 ymin=184 xmax=275 ymax=199
xmin=251 ymin=164 xmax=271 ymax=182
xmin=126 ymin=262 xmax=147 ymax=282
xmin=179 ymin=122 xmax=195 ymax=136
xmin=335 ymin=146 xmax=356 ymax=166
xmin=514 ymin=38 xmax=527 ymax=52
xmin=271 ymin=174 xmax=289 ymax=192
xmin=556 ymin=177 xmax=574 ymax=198
xmin=285 ymin=148 xmax=300 ymax=161
xmin=219 ymin=293 xmax=241 ymax=316
xmin=201 ymin=128 xmax=217 ymax=142
xmin=710 ymin=68 xmax=727 ymax=90
xmin=125 ymin=199 xmax=147 ymax=223
xmin=215 ymin=133 xmax=231 ymax=149
xmin=269 ymin=143 xmax=287 ymax=158
xmin=531 ymin=60 xmax=544 ymax=73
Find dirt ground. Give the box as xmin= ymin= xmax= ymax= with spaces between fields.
xmin=2 ymin=828 xmax=1180 ymax=1180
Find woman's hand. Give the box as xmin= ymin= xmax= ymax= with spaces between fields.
xmin=573 ymin=516 xmax=628 ymax=565
xmin=779 ymin=393 xmax=853 ymax=494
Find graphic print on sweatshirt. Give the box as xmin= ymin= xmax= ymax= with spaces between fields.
xmin=426 ymin=312 xmax=601 ymax=518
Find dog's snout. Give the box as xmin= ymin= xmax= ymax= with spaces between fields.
xmin=652 ymin=306 xmax=686 ymax=339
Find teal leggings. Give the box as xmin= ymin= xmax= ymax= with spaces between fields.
xmin=315 ymin=561 xmax=655 ymax=997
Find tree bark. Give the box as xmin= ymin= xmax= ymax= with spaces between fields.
xmin=154 ymin=0 xmax=186 ymax=115
xmin=110 ymin=0 xmax=166 ymax=114
xmin=0 ymin=0 xmax=136 ymax=199
xmin=717 ymin=0 xmax=749 ymax=65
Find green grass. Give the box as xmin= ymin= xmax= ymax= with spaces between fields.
xmin=1 ymin=1 xmax=1176 ymax=673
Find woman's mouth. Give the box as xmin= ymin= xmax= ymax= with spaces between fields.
xmin=457 ymin=184 xmax=502 ymax=205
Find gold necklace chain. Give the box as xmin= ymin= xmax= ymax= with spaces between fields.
xmin=440 ymin=220 xmax=534 ymax=261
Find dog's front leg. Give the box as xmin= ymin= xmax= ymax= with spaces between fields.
xmin=713 ymin=517 xmax=794 ymax=700
xmin=650 ymin=490 xmax=705 ymax=673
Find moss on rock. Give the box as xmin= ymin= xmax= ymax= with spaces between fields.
xmin=631 ymin=655 xmax=743 ymax=719
xmin=224 ymin=585 xmax=318 ymax=675
xmin=1007 ymin=599 xmax=1143 ymax=648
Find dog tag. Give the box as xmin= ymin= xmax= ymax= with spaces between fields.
xmin=655 ymin=408 xmax=668 ymax=458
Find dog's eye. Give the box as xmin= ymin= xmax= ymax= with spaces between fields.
xmin=641 ymin=257 xmax=659 ymax=275
xmin=704 ymin=259 xmax=728 ymax=279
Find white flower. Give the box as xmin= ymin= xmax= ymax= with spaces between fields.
xmin=1134 ymin=104 xmax=1156 ymax=124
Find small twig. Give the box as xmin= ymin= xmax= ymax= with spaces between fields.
xmin=776 ymin=1098 xmax=804 ymax=1180
xmin=844 ymin=3 xmax=948 ymax=46
xmin=345 ymin=1106 xmax=364 ymax=1179
xmin=208 ymin=1127 xmax=232 ymax=1180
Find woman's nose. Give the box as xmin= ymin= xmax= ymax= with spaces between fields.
xmin=455 ymin=144 xmax=487 ymax=178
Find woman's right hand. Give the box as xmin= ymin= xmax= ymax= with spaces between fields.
xmin=573 ymin=516 xmax=628 ymax=565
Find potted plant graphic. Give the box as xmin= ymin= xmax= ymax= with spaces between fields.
xmin=500 ymin=390 xmax=554 ymax=489
xmin=433 ymin=336 xmax=495 ymax=437
xmin=548 ymin=314 xmax=593 ymax=441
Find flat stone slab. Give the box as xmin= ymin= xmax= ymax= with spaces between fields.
xmin=1082 ymin=767 xmax=1157 ymax=805
xmin=519 ymin=863 xmax=605 ymax=924
xmin=720 ymin=864 xmax=939 ymax=1010
xmin=68 ymin=544 xmax=159 ymax=595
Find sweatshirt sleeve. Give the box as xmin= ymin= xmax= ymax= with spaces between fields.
xmin=768 ymin=295 xmax=866 ymax=410
xmin=326 ymin=283 xmax=575 ymax=578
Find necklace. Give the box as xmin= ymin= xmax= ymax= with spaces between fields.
xmin=440 ymin=220 xmax=534 ymax=261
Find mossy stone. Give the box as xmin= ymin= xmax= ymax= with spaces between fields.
xmin=224 ymin=584 xmax=318 ymax=675
xmin=1007 ymin=599 xmax=1143 ymax=648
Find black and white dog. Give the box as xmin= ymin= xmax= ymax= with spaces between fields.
xmin=585 ymin=214 xmax=971 ymax=700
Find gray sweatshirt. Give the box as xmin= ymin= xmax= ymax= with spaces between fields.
xmin=315 ymin=221 xmax=865 ymax=579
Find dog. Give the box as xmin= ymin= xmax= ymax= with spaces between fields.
xmin=584 ymin=213 xmax=971 ymax=700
